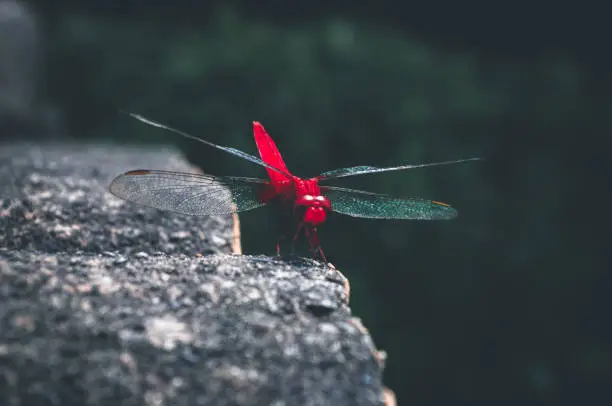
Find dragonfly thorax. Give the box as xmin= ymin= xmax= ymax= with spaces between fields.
xmin=290 ymin=176 xmax=330 ymax=225
xmin=294 ymin=194 xmax=331 ymax=226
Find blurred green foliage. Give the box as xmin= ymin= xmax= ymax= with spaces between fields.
xmin=38 ymin=8 xmax=610 ymax=405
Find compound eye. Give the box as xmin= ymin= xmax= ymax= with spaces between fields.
xmin=302 ymin=195 xmax=314 ymax=201
xmin=315 ymin=195 xmax=326 ymax=202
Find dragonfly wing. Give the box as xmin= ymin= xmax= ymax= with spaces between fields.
xmin=252 ymin=121 xmax=292 ymax=183
xmin=323 ymin=186 xmax=457 ymax=220
xmin=109 ymin=170 xmax=268 ymax=216
xmin=128 ymin=113 xmax=292 ymax=177
xmin=319 ymin=158 xmax=481 ymax=180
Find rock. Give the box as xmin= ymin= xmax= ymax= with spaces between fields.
xmin=0 ymin=143 xmax=235 ymax=255
xmin=0 ymin=143 xmax=389 ymax=405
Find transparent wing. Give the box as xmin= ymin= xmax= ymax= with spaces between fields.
xmin=324 ymin=186 xmax=457 ymax=220
xmin=127 ymin=113 xmax=291 ymax=177
xmin=319 ymin=158 xmax=481 ymax=180
xmin=109 ymin=170 xmax=268 ymax=216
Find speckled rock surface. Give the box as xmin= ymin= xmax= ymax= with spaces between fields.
xmin=0 ymin=143 xmax=387 ymax=406
xmin=0 ymin=144 xmax=234 ymax=255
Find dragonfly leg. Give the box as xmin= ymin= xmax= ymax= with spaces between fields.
xmin=276 ymin=231 xmax=290 ymax=256
xmin=291 ymin=222 xmax=304 ymax=255
xmin=304 ymin=226 xmax=327 ymax=262
xmin=309 ymin=227 xmax=327 ymax=262
xmin=303 ymin=226 xmax=315 ymax=253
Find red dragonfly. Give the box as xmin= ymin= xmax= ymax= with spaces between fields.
xmin=110 ymin=114 xmax=479 ymax=261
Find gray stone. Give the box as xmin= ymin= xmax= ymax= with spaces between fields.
xmin=0 ymin=143 xmax=388 ymax=405
xmin=0 ymin=143 xmax=234 ymax=255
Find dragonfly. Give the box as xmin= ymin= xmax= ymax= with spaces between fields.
xmin=109 ymin=114 xmax=480 ymax=262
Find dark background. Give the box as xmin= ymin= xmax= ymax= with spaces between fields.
xmin=3 ymin=1 xmax=611 ymax=404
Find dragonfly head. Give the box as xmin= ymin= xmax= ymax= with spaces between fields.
xmin=294 ymin=194 xmax=331 ymax=226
